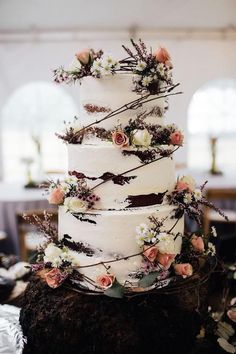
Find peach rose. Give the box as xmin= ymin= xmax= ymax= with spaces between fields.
xmin=76 ymin=48 xmax=91 ymax=65
xmin=191 ymin=235 xmax=205 ymax=253
xmin=96 ymin=274 xmax=115 ymax=289
xmin=170 ymin=131 xmax=184 ymax=146
xmin=174 ymin=263 xmax=193 ymax=278
xmin=227 ymin=308 xmax=236 ymax=323
xmin=154 ymin=47 xmax=171 ymax=64
xmin=156 ymin=253 xmax=175 ymax=269
xmin=176 ymin=175 xmax=196 ymax=193
xmin=45 ymin=268 xmax=67 ymax=289
xmin=112 ymin=130 xmax=129 ymax=148
xmin=48 ymin=187 xmax=65 ymax=205
xmin=143 ymin=245 xmax=158 ymax=262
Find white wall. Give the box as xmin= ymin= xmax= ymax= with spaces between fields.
xmin=0 ymin=33 xmax=236 ymax=177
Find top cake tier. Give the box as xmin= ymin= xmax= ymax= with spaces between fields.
xmin=78 ymin=74 xmax=167 ymax=134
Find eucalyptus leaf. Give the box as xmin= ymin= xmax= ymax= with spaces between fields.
xmin=104 ymin=281 xmax=125 ymax=299
xmin=139 ymin=271 xmax=159 ymax=288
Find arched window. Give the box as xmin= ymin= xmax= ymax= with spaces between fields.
xmin=1 ymin=81 xmax=78 ymax=182
xmin=187 ymin=79 xmax=236 ymax=173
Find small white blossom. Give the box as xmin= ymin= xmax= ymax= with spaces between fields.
xmin=101 ymin=64 xmax=112 ymax=75
xmin=194 ymin=189 xmax=202 ymax=201
xmin=141 ymin=76 xmax=153 ymax=87
xmin=51 ymin=257 xmax=63 ymax=268
xmin=207 ymin=242 xmax=216 ymax=255
xmin=211 ymin=226 xmax=217 ymax=237
xmin=157 ymin=233 xmax=176 ymax=254
xmin=157 ymin=63 xmax=165 ymax=76
xmin=184 ymin=193 xmax=192 ymax=204
xmin=135 ymin=224 xmax=157 ymax=246
xmin=136 ymin=61 xmax=147 ymax=72
xmin=65 ymin=175 xmax=78 ymax=186
xmin=60 ymin=182 xmax=70 ymax=194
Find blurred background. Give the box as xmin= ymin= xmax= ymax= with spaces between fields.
xmin=0 ymin=0 xmax=235 ymax=265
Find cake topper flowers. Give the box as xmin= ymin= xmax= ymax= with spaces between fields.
xmin=53 ymin=39 xmax=174 ymax=95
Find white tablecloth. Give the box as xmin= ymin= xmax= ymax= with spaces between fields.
xmin=0 ymin=183 xmax=55 ymax=255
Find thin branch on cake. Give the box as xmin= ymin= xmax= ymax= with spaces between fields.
xmin=91 ymin=146 xmax=180 ymax=191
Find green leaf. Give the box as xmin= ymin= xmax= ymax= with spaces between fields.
xmin=138 ymin=271 xmax=159 ymax=288
xmin=104 ymin=281 xmax=125 ymax=299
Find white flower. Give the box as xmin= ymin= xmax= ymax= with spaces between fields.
xmin=51 ymin=257 xmax=63 ymax=268
xmin=60 ymin=182 xmax=70 ymax=194
xmin=65 ymin=175 xmax=78 ymax=186
xmin=211 ymin=226 xmax=217 ymax=237
xmin=194 ymin=189 xmax=202 ymax=201
xmin=61 ymin=249 xmax=80 ymax=267
xmin=136 ymin=223 xmax=149 ymax=235
xmin=135 ymin=223 xmax=157 ymax=246
xmin=207 ymin=242 xmax=216 ymax=255
xmin=136 ymin=61 xmax=147 ymax=72
xmin=44 ymin=243 xmax=63 ymax=264
xmin=132 ymin=129 xmax=152 ymax=147
xmin=217 ymin=338 xmax=235 ymax=353
xmin=64 ymin=197 xmax=88 ymax=213
xmin=68 ymin=56 xmax=82 ymax=72
xmin=91 ymin=59 xmax=103 ymax=76
xmin=157 ymin=63 xmax=165 ymax=75
xmin=141 ymin=76 xmax=153 ymax=87
xmin=101 ymin=64 xmax=112 ymax=75
xmin=157 ymin=233 xmax=176 ymax=254
xmin=184 ymin=193 xmax=192 ymax=204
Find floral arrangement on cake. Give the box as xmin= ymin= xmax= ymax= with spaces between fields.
xmin=54 ymin=39 xmax=173 ymax=95
xmin=167 ymin=175 xmax=228 ymax=224
xmin=43 ymin=174 xmax=100 ymax=212
xmin=56 ymin=116 xmax=184 ymax=148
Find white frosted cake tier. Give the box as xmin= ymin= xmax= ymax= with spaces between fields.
xmin=79 ymin=74 xmax=166 ymax=131
xmin=68 ymin=143 xmax=176 ymax=209
xmin=58 ymin=204 xmax=184 ymax=288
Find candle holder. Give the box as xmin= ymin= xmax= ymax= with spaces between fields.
xmin=209 ymin=136 xmax=222 ymax=175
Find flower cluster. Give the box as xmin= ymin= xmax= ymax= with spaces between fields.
xmin=44 ymin=242 xmax=80 ymax=269
xmin=53 ymin=39 xmax=174 ymax=95
xmin=111 ymin=122 xmax=183 ymax=149
xmin=130 ymin=45 xmax=173 ymax=94
xmin=135 ymin=223 xmax=178 ymax=272
xmin=167 ymin=175 xmax=227 ymax=225
xmin=45 ymin=174 xmax=100 ymax=212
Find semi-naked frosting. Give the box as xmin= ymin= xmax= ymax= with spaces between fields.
xmin=58 ymin=205 xmax=184 ymax=286
xmin=68 ymin=143 xmax=176 ymax=209
xmin=79 ymin=74 xmax=166 ymax=132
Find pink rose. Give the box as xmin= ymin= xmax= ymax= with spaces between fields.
xmin=191 ymin=235 xmax=205 ymax=253
xmin=96 ymin=274 xmax=115 ymax=289
xmin=112 ymin=130 xmax=129 ymax=148
xmin=76 ymin=48 xmax=91 ymax=65
xmin=170 ymin=131 xmax=184 ymax=146
xmin=176 ymin=181 xmax=189 ymax=192
xmin=45 ymin=268 xmax=68 ymax=289
xmin=143 ymin=245 xmax=158 ymax=262
xmin=174 ymin=263 xmax=193 ymax=278
xmin=48 ymin=187 xmax=65 ymax=205
xmin=227 ymin=309 xmax=236 ymax=323
xmin=156 ymin=253 xmax=175 ymax=269
xmin=154 ymin=47 xmax=171 ymax=64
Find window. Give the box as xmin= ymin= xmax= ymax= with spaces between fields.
xmin=1 ymin=81 xmax=78 ymax=182
xmin=187 ymin=79 xmax=236 ymax=173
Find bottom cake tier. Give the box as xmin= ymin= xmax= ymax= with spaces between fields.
xmin=58 ymin=204 xmax=184 ymax=289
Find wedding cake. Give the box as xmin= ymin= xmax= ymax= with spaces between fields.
xmin=27 ymin=39 xmax=222 ymax=295
xmin=20 ymin=39 xmax=226 ymax=354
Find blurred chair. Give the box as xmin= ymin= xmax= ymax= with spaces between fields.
xmin=17 ymin=210 xmax=58 ymax=262
xmin=203 ymin=188 xmax=236 ymax=262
